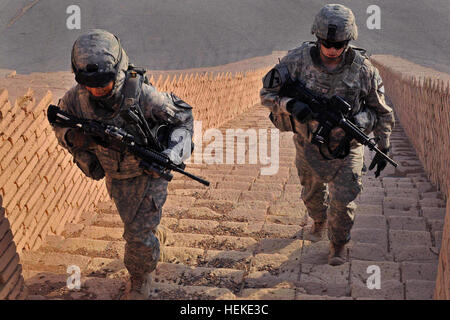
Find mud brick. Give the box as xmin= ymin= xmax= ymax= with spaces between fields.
xmin=401 ymin=262 xmax=438 ymax=281
xmin=384 ymin=208 xmax=419 ymax=217
xmin=299 ymin=263 xmax=350 ymax=297
xmin=426 ymin=219 xmax=444 ymax=234
xmin=420 ymin=198 xmax=445 ymax=208
xmin=268 ymin=201 xmax=307 ymax=217
xmin=351 ymin=260 xmax=401 ymax=284
xmin=266 ymin=214 xmax=307 ymax=226
xmin=185 ymin=207 xmax=223 ymax=220
xmin=383 ymin=197 xmax=418 ymax=211
xmin=256 ymin=239 xmax=305 ymax=256
xmin=434 ymin=231 xmax=443 ymax=249
xmin=0 ymin=218 xmax=11 ymax=240
xmin=203 ymin=250 xmax=251 ymax=269
xmin=389 ymin=230 xmax=432 ymax=252
xmin=405 ymin=280 xmax=435 ymax=300
xmin=155 ymin=262 xmax=245 ymax=290
xmin=230 ymin=168 xmax=261 ymax=177
xmin=287 ymin=175 xmax=300 ymax=184
xmin=387 ymin=216 xmax=427 ymax=231
xmin=0 ymin=159 xmax=26 ymax=193
xmin=0 ymin=254 xmax=19 ymax=283
xmin=0 ymin=243 xmax=17 ymax=274
xmin=393 ymin=245 xmax=440 ymax=262
xmin=362 ymin=187 xmax=385 ymax=195
xmin=244 ymin=270 xmax=298 ymax=289
xmin=178 ymin=219 xmax=220 ymax=234
xmin=216 ymin=181 xmax=251 ymax=191
xmin=0 ymin=264 xmax=22 ymax=299
xmin=421 ymin=191 xmax=444 ymax=199
xmin=415 ymin=182 xmax=435 ymax=193
xmin=261 ymin=223 xmax=303 ymax=239
xmin=241 ymin=288 xmax=296 ymax=300
xmin=284 ymin=184 xmax=302 ymax=193
xmin=250 ymin=253 xmax=292 ymax=273
xmin=354 ymin=215 xmax=386 ymax=229
xmin=348 ymin=242 xmax=392 ymax=261
xmin=385 ymin=187 xmax=419 ymax=198
xmin=298 ymin=241 xmax=330 ymax=265
xmin=152 ymin=282 xmax=236 ymax=299
xmin=222 ymin=175 xmax=255 ymax=183
xmin=250 ymin=182 xmax=284 ymax=192
xmin=240 ymin=191 xmax=280 ymax=202
xmin=207 ymin=189 xmax=241 ymax=201
xmin=351 ymin=228 xmax=388 ymax=251
xmin=351 ymin=280 xmax=404 ymax=300
xmin=355 ymin=204 xmax=382 ymax=215
xmin=227 ymin=208 xmax=266 ymax=222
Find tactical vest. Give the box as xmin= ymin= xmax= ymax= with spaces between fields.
xmin=275 ymin=42 xmax=375 ymax=143
xmin=80 ymin=65 xmax=161 ymax=179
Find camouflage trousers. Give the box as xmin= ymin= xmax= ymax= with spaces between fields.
xmin=294 ymin=134 xmax=364 ymax=245
xmin=105 ymin=174 xmax=168 ymax=278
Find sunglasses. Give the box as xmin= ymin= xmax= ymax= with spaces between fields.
xmin=319 ymin=39 xmax=349 ymax=50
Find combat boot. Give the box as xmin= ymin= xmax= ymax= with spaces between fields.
xmin=328 ymin=242 xmax=347 ymax=266
xmin=304 ymin=220 xmax=328 ymax=242
xmin=122 ymin=272 xmax=154 ymax=300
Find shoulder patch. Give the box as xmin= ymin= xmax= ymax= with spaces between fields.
xmin=263 ymin=64 xmax=291 ymax=89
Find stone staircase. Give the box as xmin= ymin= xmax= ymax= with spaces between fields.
xmin=19 ymin=105 xmax=446 ymax=300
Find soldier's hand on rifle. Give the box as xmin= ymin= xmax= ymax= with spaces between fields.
xmin=162 ymin=148 xmax=183 ymax=165
xmin=65 ymin=128 xmax=94 ymax=149
xmin=286 ymin=99 xmax=313 ymax=123
xmin=369 ymin=148 xmax=389 ymax=178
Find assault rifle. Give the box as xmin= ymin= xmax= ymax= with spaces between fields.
xmin=281 ymin=79 xmax=398 ymax=168
xmin=47 ymin=105 xmax=210 ymax=186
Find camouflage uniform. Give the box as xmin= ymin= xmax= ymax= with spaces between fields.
xmin=260 ymin=12 xmax=394 ymax=245
xmin=52 ymin=30 xmax=194 ymax=285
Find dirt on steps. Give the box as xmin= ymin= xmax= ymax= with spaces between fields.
xmin=19 ymin=106 xmax=445 ymax=300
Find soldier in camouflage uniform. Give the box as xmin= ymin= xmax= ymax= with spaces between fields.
xmin=51 ymin=30 xmax=194 ymax=298
xmin=260 ymin=4 xmax=394 ymax=265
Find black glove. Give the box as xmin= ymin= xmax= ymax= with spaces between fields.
xmin=369 ymin=148 xmax=389 ymax=178
xmin=286 ymin=99 xmax=313 ymax=123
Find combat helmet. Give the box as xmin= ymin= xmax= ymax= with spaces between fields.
xmin=71 ymin=29 xmax=129 ymax=102
xmin=311 ymin=4 xmax=358 ymax=42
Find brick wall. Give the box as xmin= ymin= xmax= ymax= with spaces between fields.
xmin=148 ymin=68 xmax=269 ymax=130
xmin=0 ymin=195 xmax=27 ymax=299
xmin=0 ymin=88 xmax=109 ymax=254
xmin=0 ymin=67 xmax=268 ymax=255
xmin=371 ymin=55 xmax=450 ymax=299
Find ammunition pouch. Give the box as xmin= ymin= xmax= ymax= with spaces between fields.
xmin=73 ymin=150 xmax=105 ymax=180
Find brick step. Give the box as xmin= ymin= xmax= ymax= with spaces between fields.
xmin=239 ymin=288 xmax=353 ymax=300
xmin=167 ymin=232 xmax=258 ymax=252
xmin=71 ymin=216 xmax=302 ymax=244
xmin=154 ymin=262 xmax=244 ymax=293
xmin=148 ymin=282 xmax=237 ymax=300
xmin=39 ymin=236 xmax=124 ymax=259
xmin=35 ymin=232 xmax=259 ymax=267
